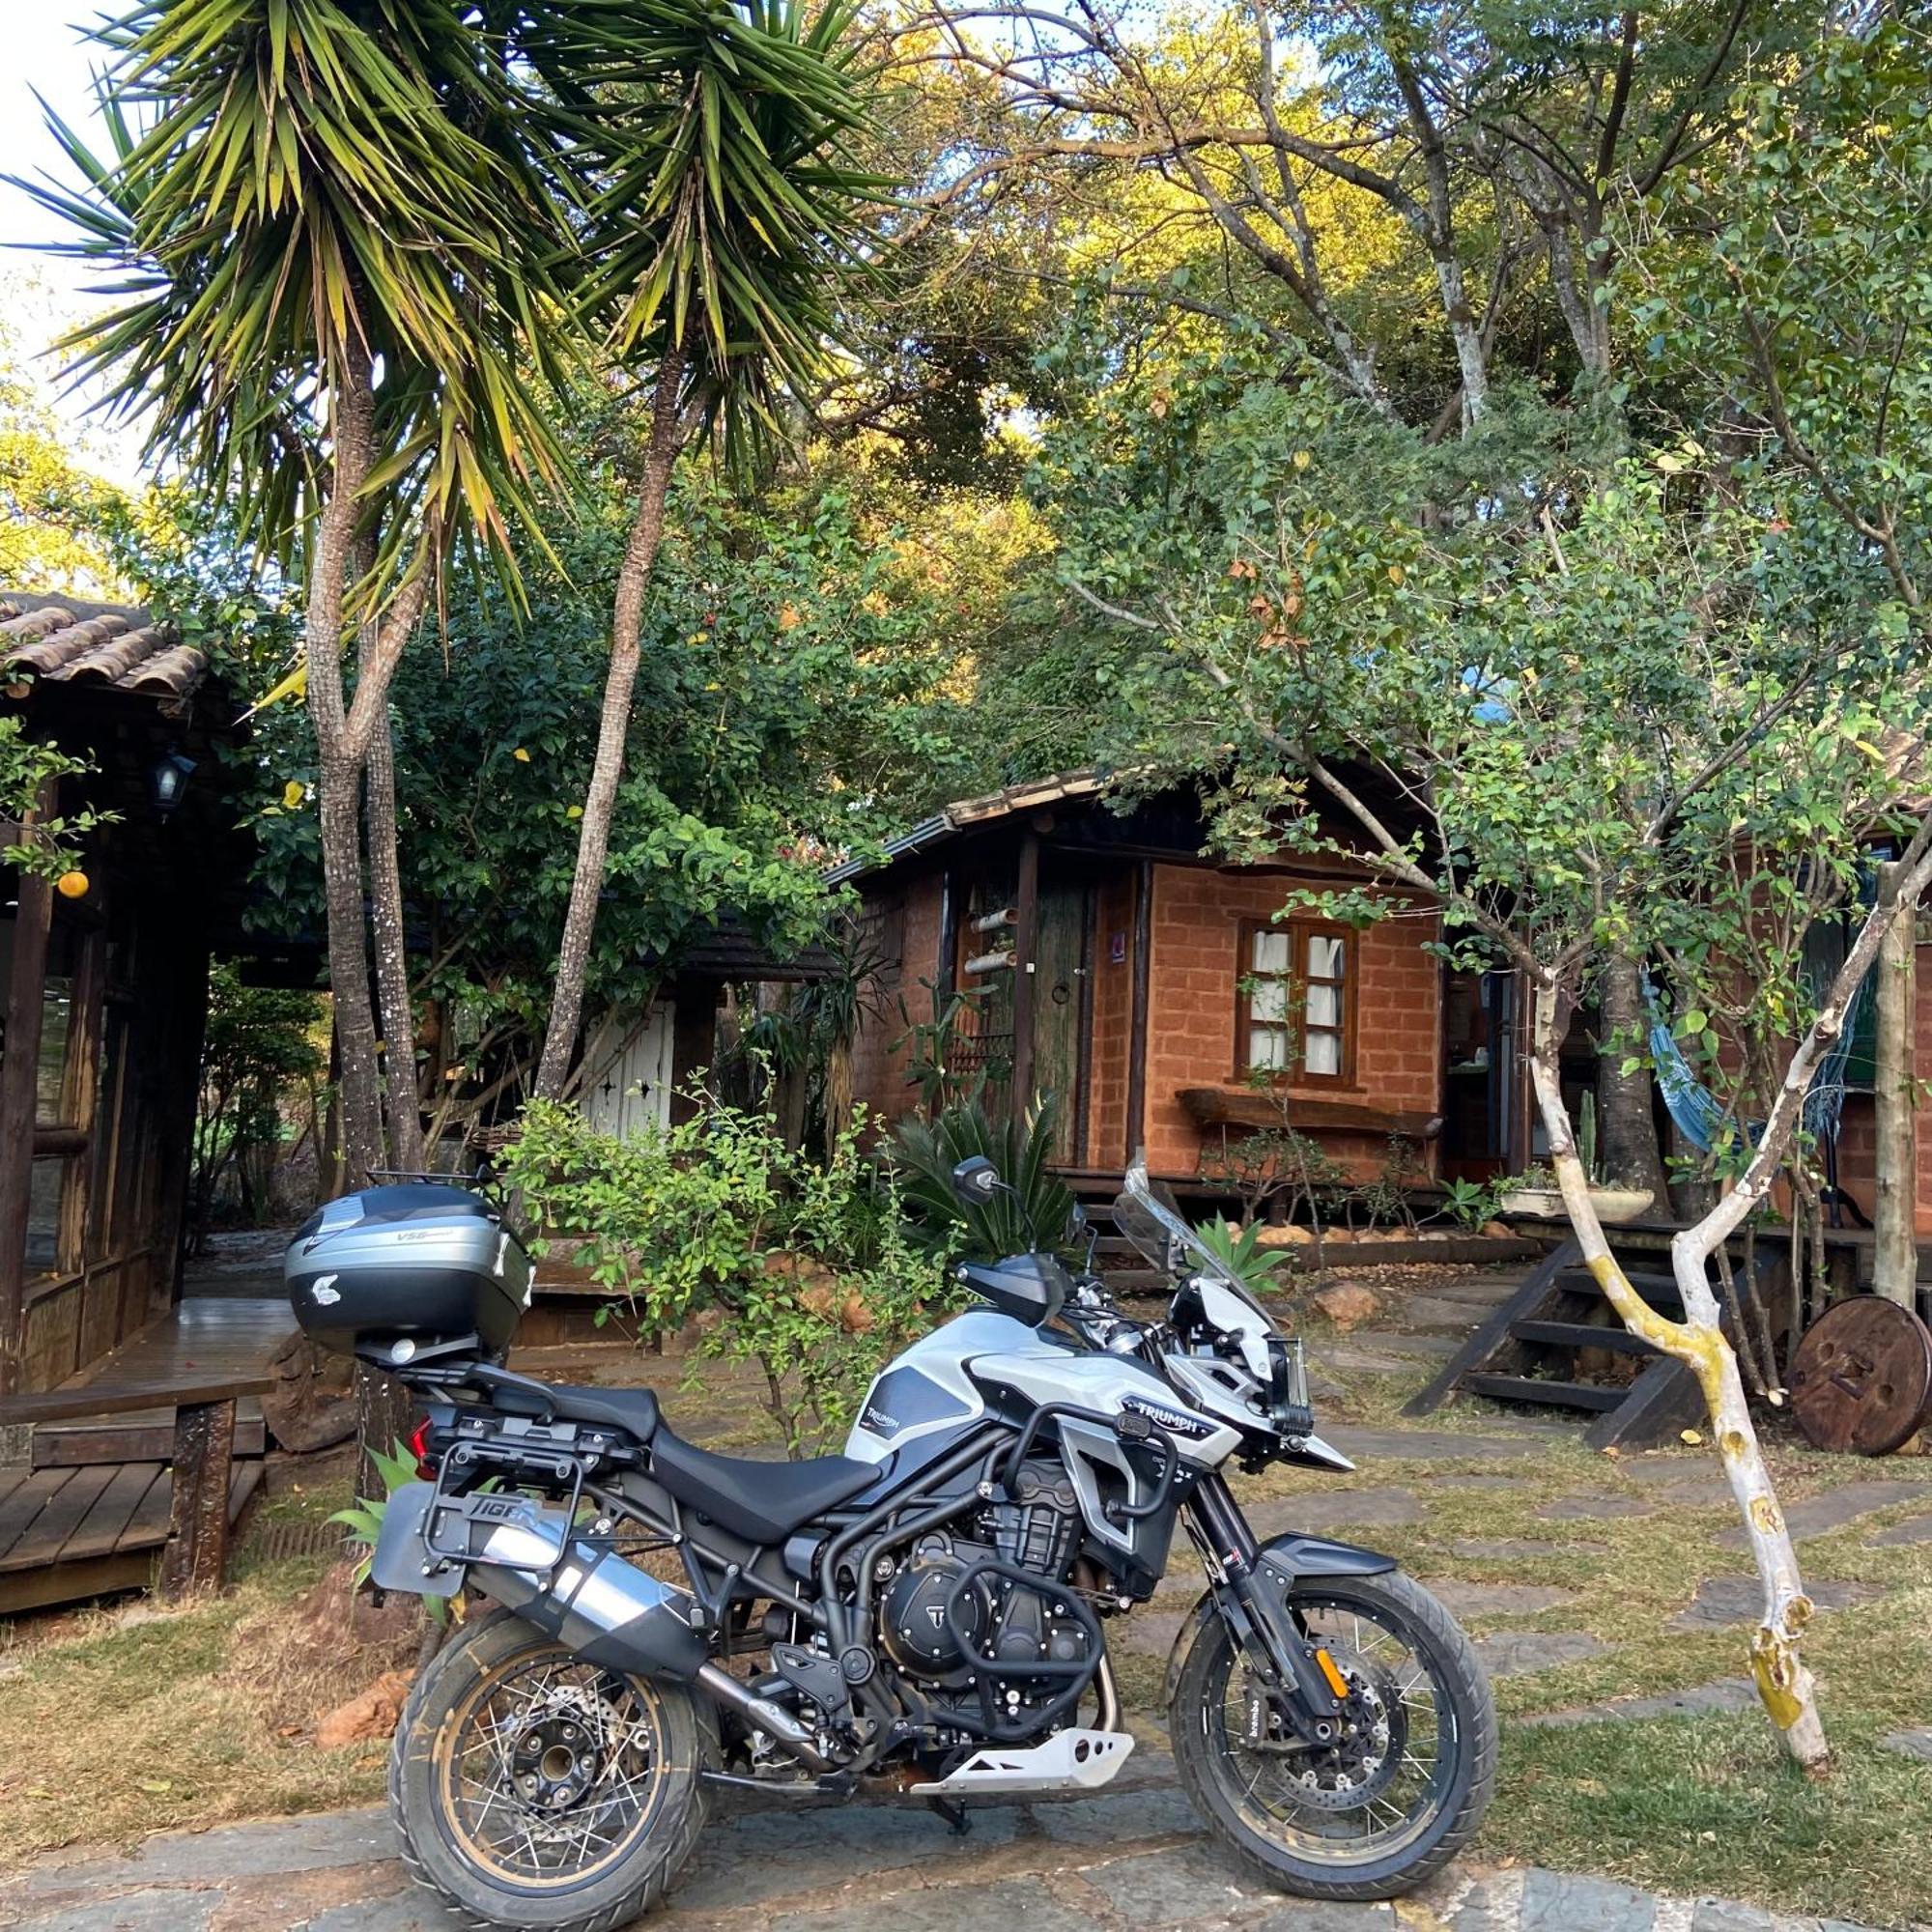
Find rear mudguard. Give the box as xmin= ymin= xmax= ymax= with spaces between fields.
xmin=1161 ymin=1531 xmax=1397 ymax=1708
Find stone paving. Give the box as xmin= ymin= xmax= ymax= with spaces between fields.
xmin=0 ymin=1763 xmax=1883 ymax=1932
xmin=6 ymin=1263 xmax=1923 ymax=1932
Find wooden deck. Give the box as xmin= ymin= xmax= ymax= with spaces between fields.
xmin=31 ymin=1297 xmax=293 ymax=1468
xmin=0 ymin=1296 xmax=295 ymax=1615
xmin=0 ymin=1460 xmax=263 ymax=1614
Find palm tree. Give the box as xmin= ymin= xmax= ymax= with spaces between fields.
xmin=25 ymin=0 xmax=573 ymax=1180
xmin=530 ymin=0 xmax=883 ymax=1098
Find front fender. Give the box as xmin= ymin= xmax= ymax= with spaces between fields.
xmin=1159 ymin=1530 xmax=1397 ymax=1705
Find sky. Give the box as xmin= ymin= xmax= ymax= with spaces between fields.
xmin=1 ymin=10 xmax=142 ymax=482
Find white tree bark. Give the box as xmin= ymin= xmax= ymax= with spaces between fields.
xmin=1527 ymin=980 xmax=1828 ymax=1770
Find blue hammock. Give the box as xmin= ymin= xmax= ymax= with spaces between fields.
xmin=1641 ymin=930 xmax=1874 ymax=1155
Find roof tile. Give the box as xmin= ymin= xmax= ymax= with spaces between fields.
xmin=0 ymin=598 xmax=210 ymax=703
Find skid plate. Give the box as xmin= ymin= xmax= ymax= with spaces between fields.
xmin=908 ymin=1728 xmax=1135 ymax=1797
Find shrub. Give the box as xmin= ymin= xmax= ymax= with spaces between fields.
xmin=497 ymin=1099 xmax=952 ymax=1450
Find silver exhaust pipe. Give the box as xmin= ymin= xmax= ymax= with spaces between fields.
xmin=461 ymin=1501 xmax=831 ymax=1772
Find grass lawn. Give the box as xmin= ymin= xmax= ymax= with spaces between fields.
xmin=2 ymin=1327 xmax=1930 ymax=1925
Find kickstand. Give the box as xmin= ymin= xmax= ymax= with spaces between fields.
xmin=926 ymin=1797 xmax=972 ymax=1836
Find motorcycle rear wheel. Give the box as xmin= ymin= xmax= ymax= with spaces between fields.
xmin=1170 ymin=1569 xmax=1495 ymax=1901
xmin=390 ymin=1610 xmax=709 ymax=1931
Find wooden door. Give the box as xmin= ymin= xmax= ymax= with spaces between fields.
xmin=1033 ymin=881 xmax=1094 ymax=1164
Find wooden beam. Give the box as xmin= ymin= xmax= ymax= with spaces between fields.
xmin=0 ymin=1376 xmax=273 ymax=1428
xmin=1125 ymin=860 xmax=1153 ymax=1164
xmin=1873 ymin=859 xmax=1918 ymax=1306
xmin=158 ymin=1396 xmax=238 ymax=1599
xmin=1009 ymin=829 xmax=1040 ymax=1123
xmin=0 ymin=784 xmax=57 ymax=1396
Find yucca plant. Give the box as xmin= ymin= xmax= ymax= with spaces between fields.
xmin=21 ymin=0 xmax=578 ymax=1189
xmin=890 ymin=1095 xmax=1078 ymax=1260
xmin=532 ymin=0 xmax=889 ymax=1097
xmin=1193 ymin=1215 xmax=1292 ymax=1298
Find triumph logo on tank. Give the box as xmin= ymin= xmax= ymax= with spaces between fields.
xmin=1121 ymin=1394 xmax=1214 ymax=1440
xmin=858 ymin=1401 xmax=903 ymax=1437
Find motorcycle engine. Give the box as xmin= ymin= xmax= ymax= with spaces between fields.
xmin=878 ymin=1461 xmax=1089 ymax=1689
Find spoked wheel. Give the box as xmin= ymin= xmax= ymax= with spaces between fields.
xmin=391 ymin=1611 xmax=708 ymax=1931
xmin=1171 ymin=1571 xmax=1495 ymax=1900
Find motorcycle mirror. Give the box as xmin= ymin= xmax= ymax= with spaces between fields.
xmin=951 ymin=1155 xmax=1003 ymax=1208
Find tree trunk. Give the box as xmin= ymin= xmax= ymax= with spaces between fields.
xmin=318 ymin=750 xmax=384 ymax=1188
xmin=1597 ymin=952 xmax=1670 ymax=1200
xmin=1528 ymin=979 xmax=1830 ymax=1772
xmin=305 ymin=355 xmax=384 ymax=1191
xmin=365 ymin=685 xmax=425 ymax=1174
xmin=534 ymin=349 xmax=691 ymax=1100
xmin=355 ymin=1364 xmax=414 ymax=1506
xmin=1872 ymin=859 xmax=1918 ymax=1305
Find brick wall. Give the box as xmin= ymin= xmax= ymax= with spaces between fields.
xmin=849 ymin=868 xmax=945 ymax=1143
xmin=1140 ymin=865 xmax=1441 ymax=1180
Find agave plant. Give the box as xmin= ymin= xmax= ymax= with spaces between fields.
xmin=1192 ymin=1215 xmax=1292 ymax=1298
xmin=890 ymin=1096 xmax=1078 ymax=1260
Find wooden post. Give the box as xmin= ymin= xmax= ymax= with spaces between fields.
xmin=0 ymin=785 xmax=57 ymax=1397
xmin=1125 ymin=860 xmax=1153 ymax=1163
xmin=1009 ymin=829 xmax=1040 ymax=1124
xmin=1873 ymin=861 xmax=1918 ymax=1306
xmin=159 ymin=1395 xmax=238 ymax=1599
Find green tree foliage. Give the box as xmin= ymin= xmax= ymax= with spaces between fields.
xmin=190 ymin=963 xmax=327 ymax=1244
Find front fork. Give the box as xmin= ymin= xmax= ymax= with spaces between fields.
xmin=1184 ymin=1474 xmax=1353 ymax=1748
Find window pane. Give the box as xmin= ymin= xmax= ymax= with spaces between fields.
xmin=37 ymin=976 xmax=75 ymax=1123
xmin=1252 ymin=930 xmax=1291 ymax=975
xmin=1306 ymin=982 xmax=1340 ymax=1029
xmin=1305 ymin=1031 xmax=1342 ymax=1077
xmin=1251 ymin=978 xmax=1288 ymax=1022
xmin=1249 ymin=1025 xmax=1289 ymax=1070
xmin=26 ymin=1156 xmax=71 ymax=1276
xmin=1307 ymin=933 xmax=1346 ymax=980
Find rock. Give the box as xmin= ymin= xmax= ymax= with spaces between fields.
xmin=1310 ymin=1281 xmax=1382 ymax=1331
xmin=1480 ymin=1219 xmax=1515 ymax=1238
xmin=838 ymin=1292 xmax=874 ymax=1335
xmin=1422 ymin=1578 xmax=1580 ymax=1617
xmin=1474 ymin=1630 xmax=1609 ymax=1678
xmin=1525 ymin=1678 xmax=1759 ymax=1727
xmin=1670 ymin=1575 xmax=1878 ymax=1632
xmin=1538 ymin=1493 xmax=1654 ymax=1521
xmin=1716 ymin=1478 xmax=1930 ymax=1548
xmin=315 ymin=1669 xmax=413 ymax=1749
xmin=1881 ymin=1728 xmax=1932 ymax=1762
xmin=1254 ymin=1223 xmax=1314 ymax=1247
xmin=1450 ymin=1536 xmax=1605 ymax=1560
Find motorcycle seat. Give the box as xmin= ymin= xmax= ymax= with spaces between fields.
xmin=544 ymin=1382 xmax=662 ymax=1443
xmin=646 ymin=1426 xmax=878 ymax=1545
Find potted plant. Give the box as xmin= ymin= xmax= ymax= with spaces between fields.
xmin=1500 ymin=1096 xmax=1655 ymax=1224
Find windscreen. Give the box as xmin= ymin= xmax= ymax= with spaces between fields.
xmin=1110 ymin=1159 xmax=1272 ymax=1327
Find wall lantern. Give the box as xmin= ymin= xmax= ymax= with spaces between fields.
xmin=150 ymin=749 xmax=197 ymax=816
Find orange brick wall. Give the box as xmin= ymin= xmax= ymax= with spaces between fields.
xmin=1140 ymin=865 xmax=1442 ymax=1181
xmin=849 ymin=868 xmax=945 ymax=1142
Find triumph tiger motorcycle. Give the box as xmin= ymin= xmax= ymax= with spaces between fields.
xmin=286 ymin=1157 xmax=1496 ymax=1931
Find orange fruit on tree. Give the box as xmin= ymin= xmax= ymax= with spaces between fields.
xmin=56 ymin=869 xmax=89 ymax=899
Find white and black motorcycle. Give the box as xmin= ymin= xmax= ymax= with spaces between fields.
xmin=287 ymin=1156 xmax=1496 ymax=1931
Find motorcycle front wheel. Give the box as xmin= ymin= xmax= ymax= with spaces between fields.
xmin=389 ymin=1609 xmax=710 ymax=1931
xmin=1170 ymin=1569 xmax=1496 ymax=1901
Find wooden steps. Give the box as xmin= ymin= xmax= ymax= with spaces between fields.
xmin=1404 ymin=1236 xmax=1778 ymax=1449
xmin=34 ymin=1400 xmax=266 ymax=1468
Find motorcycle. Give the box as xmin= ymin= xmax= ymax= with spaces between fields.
xmin=286 ymin=1156 xmax=1496 ymax=1931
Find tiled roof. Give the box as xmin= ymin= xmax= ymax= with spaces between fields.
xmin=0 ymin=597 xmax=209 ymax=701
xmin=824 ymin=768 xmax=1107 ymax=884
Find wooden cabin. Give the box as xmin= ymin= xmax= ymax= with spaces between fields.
xmin=834 ymin=773 xmax=1486 ymax=1194
xmin=0 ymin=594 xmax=248 ymax=1394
